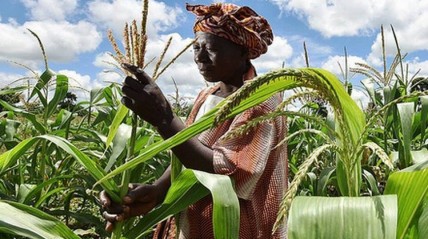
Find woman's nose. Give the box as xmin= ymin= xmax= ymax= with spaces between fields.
xmin=194 ymin=49 xmax=209 ymax=62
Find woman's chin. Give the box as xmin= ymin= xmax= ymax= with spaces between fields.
xmin=201 ymin=75 xmax=217 ymax=83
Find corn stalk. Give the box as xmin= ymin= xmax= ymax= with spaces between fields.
xmin=105 ymin=1 xmax=149 ymax=238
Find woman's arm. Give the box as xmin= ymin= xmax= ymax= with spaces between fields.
xmin=121 ymin=63 xmax=214 ymax=173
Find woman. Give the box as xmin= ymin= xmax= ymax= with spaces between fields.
xmin=101 ymin=3 xmax=288 ymax=238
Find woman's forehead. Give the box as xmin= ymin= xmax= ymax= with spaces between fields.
xmin=194 ymin=32 xmax=241 ymax=48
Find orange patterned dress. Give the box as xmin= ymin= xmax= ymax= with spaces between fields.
xmin=179 ymin=72 xmax=287 ymax=238
xmin=155 ymin=67 xmax=288 ymax=239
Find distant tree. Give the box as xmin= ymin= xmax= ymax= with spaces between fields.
xmin=58 ymin=92 xmax=77 ymax=111
xmin=0 ymin=87 xmax=21 ymax=112
xmin=411 ymin=77 xmax=428 ymax=93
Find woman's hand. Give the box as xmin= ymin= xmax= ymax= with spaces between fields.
xmin=100 ymin=183 xmax=167 ymax=232
xmin=121 ymin=63 xmax=174 ymax=127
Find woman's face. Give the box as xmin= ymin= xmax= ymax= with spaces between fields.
xmin=193 ymin=32 xmax=247 ymax=84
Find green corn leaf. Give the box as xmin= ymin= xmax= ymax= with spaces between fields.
xmin=411 ymin=149 xmax=428 ymax=164
xmin=0 ymin=86 xmax=27 ymax=95
xmin=125 ymin=169 xmax=210 ymax=238
xmin=316 ymin=167 xmax=336 ymax=196
xmin=0 ymin=135 xmax=120 ymax=202
xmin=52 ymin=109 xmax=72 ymax=130
xmin=363 ymin=169 xmax=381 ymax=196
xmin=126 ymin=169 xmax=239 ymax=239
xmin=193 ymin=170 xmax=240 ymax=239
xmin=362 ymin=79 xmax=376 ymax=106
xmin=420 ymin=96 xmax=428 ymax=146
xmin=106 ymin=103 xmax=129 ymax=148
xmin=105 ymin=123 xmax=133 ymax=172
xmin=86 ymin=87 xmax=105 ymax=125
xmin=22 ymin=175 xmax=74 ymax=204
xmin=383 ymin=85 xmax=394 ymax=105
xmin=397 ymin=102 xmax=415 ymax=167
xmin=36 ymin=135 xmax=120 ymax=202
xmin=90 ymin=87 xmax=105 ymax=105
xmin=418 ymin=200 xmax=428 ymax=239
xmin=0 ymin=200 xmax=80 ymax=239
xmin=4 ymin=118 xmax=20 ymax=141
xmin=91 ymin=109 xmax=109 ymax=126
xmin=103 ymin=86 xmax=116 ymax=106
xmin=45 ymin=74 xmax=69 ymax=119
xmin=34 ymin=187 xmax=68 ymax=208
xmin=0 ymin=137 xmax=39 ymax=175
xmin=17 ymin=184 xmax=37 ymax=203
xmin=287 ymin=195 xmax=397 ymax=239
xmin=390 ymin=149 xmax=428 ymax=165
xmin=384 ymin=159 xmax=428 ymax=239
xmin=29 ymin=69 xmax=54 ymax=107
xmin=0 ymin=99 xmax=46 ymax=134
xmin=170 ymin=153 xmax=183 ymax=181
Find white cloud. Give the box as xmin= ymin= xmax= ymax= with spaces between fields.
xmin=0 ymin=19 xmax=101 ymax=66
xmin=320 ymin=55 xmax=372 ymax=109
xmin=96 ymin=70 xmax=123 ymax=85
xmin=253 ymin=35 xmax=293 ymax=73
xmin=407 ymin=58 xmax=428 ymax=77
xmin=270 ymin=0 xmax=427 ymax=38
xmin=351 ymin=88 xmax=370 ymax=109
xmin=93 ymin=52 xmax=118 ymax=69
xmin=58 ymin=69 xmax=104 ymax=101
xmin=321 ymin=55 xmax=367 ymax=79
xmin=279 ymin=35 xmax=334 ymax=68
xmin=0 ymin=72 xmax=29 ymax=89
xmin=26 ymin=20 xmax=102 ymax=61
xmin=288 ymin=53 xmax=307 ymax=68
xmin=21 ymin=0 xmax=78 ymax=21
xmin=87 ymin=0 xmax=184 ymax=39
xmin=269 ymin=0 xmax=428 ymax=65
xmin=368 ymin=25 xmax=428 ymax=64
xmin=270 ymin=0 xmax=382 ymax=37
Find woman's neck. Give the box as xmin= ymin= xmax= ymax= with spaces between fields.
xmin=214 ymin=61 xmax=249 ymax=97
xmin=214 ymin=82 xmax=241 ymax=98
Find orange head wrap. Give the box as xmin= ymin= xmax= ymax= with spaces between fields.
xmin=186 ymin=3 xmax=273 ymax=59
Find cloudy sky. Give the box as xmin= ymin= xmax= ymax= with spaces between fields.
xmin=1 ymin=0 xmax=427 ymax=106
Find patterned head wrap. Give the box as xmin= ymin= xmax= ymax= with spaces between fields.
xmin=186 ymin=3 xmax=273 ymax=59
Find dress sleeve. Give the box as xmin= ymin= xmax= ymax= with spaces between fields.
xmin=211 ymin=101 xmax=277 ymax=200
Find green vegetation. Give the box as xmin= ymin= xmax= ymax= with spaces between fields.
xmin=0 ymin=11 xmax=427 ymax=239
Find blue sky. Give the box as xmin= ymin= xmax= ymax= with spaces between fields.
xmin=1 ymin=0 xmax=427 ymax=106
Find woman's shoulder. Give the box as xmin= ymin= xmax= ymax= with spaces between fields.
xmin=252 ymin=93 xmax=283 ymax=113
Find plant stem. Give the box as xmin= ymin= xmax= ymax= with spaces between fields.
xmin=111 ymin=113 xmax=138 ymax=239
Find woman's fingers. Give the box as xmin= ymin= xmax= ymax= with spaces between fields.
xmin=123 ymin=76 xmax=141 ymax=88
xmin=105 ymin=221 xmax=114 ymax=233
xmin=100 ymin=191 xmax=124 ymax=214
xmin=125 ymin=184 xmax=152 ymax=203
xmin=103 ymin=211 xmax=117 ymax=222
xmin=122 ymin=63 xmax=152 ymax=84
xmin=121 ymin=96 xmax=134 ymax=108
xmin=99 ymin=190 xmax=111 ymax=208
xmin=122 ymin=77 xmax=149 ymax=107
